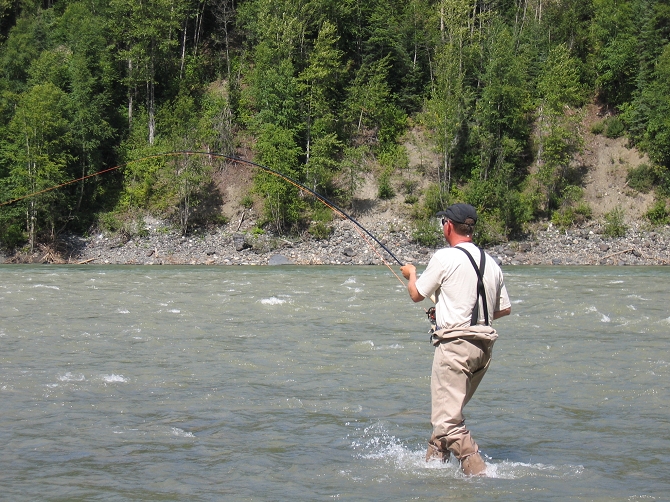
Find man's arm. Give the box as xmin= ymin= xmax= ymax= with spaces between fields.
xmin=400 ymin=264 xmax=425 ymax=303
xmin=493 ymin=307 xmax=511 ymax=319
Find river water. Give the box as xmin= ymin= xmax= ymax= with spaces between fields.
xmin=0 ymin=265 xmax=668 ymax=501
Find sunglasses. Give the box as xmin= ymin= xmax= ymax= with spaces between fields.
xmin=441 ymin=217 xmax=450 ymax=226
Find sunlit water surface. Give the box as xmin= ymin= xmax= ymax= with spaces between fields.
xmin=0 ymin=265 xmax=668 ymax=501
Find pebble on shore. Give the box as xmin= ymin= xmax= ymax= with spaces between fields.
xmin=5 ymin=218 xmax=668 ymax=267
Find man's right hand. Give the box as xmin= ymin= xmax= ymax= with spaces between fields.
xmin=400 ymin=263 xmax=416 ymax=280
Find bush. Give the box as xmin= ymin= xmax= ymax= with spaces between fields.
xmin=604 ymin=116 xmax=625 ymax=139
xmin=626 ymin=164 xmax=657 ymax=193
xmin=551 ymin=203 xmax=592 ymax=228
xmin=241 ymin=194 xmax=254 ymax=209
xmin=377 ymin=167 xmax=395 ymax=199
xmin=474 ymin=211 xmax=507 ymax=246
xmin=645 ymin=199 xmax=669 ymax=225
xmin=401 ymin=178 xmax=418 ymax=195
xmin=412 ymin=218 xmax=442 ymax=247
xmin=308 ymin=221 xmax=333 ymax=240
xmin=551 ymin=186 xmax=592 ymax=228
xmin=590 ymin=121 xmax=605 ymax=135
xmin=0 ymin=223 xmax=26 ymax=250
xmin=603 ymin=207 xmax=627 ymax=237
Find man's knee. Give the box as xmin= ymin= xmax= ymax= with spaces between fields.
xmin=443 ymin=429 xmax=479 ymax=460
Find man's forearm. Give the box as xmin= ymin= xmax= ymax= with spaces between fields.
xmin=493 ymin=307 xmax=511 ymax=319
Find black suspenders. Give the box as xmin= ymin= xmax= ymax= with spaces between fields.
xmin=454 ymin=246 xmax=490 ymax=326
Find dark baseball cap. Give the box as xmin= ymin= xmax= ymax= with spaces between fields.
xmin=436 ymin=203 xmax=478 ymax=225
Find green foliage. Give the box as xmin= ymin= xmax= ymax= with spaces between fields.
xmin=604 ymin=116 xmax=625 ymax=138
xmin=2 ymin=0 xmax=670 ymax=249
xmin=241 ymin=194 xmax=254 ymax=209
xmin=308 ymin=221 xmax=333 ymax=240
xmin=551 ymin=202 xmax=593 ymax=228
xmin=645 ymin=198 xmax=670 ymax=225
xmin=339 ymin=146 xmax=368 ymax=205
xmin=377 ymin=167 xmax=395 ymax=199
xmin=626 ymin=163 xmax=657 ymax=193
xmin=253 ymin=123 xmax=304 ymax=233
xmin=412 ymin=218 xmax=441 ymax=247
xmin=590 ymin=121 xmax=605 ymax=135
xmin=603 ymin=207 xmax=627 ymax=237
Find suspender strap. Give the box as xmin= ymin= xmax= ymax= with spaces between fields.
xmin=454 ymin=246 xmax=490 ymax=326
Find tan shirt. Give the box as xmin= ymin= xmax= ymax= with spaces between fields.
xmin=415 ymin=243 xmax=511 ymax=330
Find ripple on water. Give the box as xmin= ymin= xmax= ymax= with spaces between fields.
xmin=350 ymin=421 xmax=584 ymax=481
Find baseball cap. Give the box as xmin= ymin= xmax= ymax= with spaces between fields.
xmin=436 ymin=203 xmax=478 ymax=225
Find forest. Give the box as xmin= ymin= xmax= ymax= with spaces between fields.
xmin=1 ymin=0 xmax=669 ymax=251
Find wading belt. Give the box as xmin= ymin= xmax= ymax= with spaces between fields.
xmin=454 ymin=246 xmax=489 ymax=326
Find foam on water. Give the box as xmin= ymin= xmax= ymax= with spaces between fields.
xmin=102 ymin=374 xmax=127 ymax=383
xmin=351 ymin=422 xmax=584 ymax=481
xmin=33 ymin=284 xmax=59 ymax=290
xmin=171 ymin=427 xmax=195 ymax=438
xmin=59 ymin=372 xmax=85 ymax=382
xmin=260 ymin=296 xmax=287 ymax=305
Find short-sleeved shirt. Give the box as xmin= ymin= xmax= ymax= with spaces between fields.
xmin=415 ymin=242 xmax=511 ymax=330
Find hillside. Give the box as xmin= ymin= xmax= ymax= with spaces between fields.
xmin=216 ymin=103 xmax=657 ymax=233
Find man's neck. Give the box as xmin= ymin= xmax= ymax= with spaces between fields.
xmin=448 ymin=235 xmax=472 ymax=247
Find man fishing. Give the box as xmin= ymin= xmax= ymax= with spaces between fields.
xmin=400 ymin=203 xmax=511 ymax=476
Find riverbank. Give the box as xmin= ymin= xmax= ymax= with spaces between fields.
xmin=3 ymin=217 xmax=668 ymax=266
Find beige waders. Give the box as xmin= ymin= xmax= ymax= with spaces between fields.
xmin=426 ymin=326 xmax=497 ymax=476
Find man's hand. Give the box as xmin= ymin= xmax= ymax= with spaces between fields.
xmin=401 ymin=263 xmax=424 ymax=302
xmin=400 ymin=263 xmax=416 ymax=280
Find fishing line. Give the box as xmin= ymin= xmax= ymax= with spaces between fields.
xmin=0 ymin=150 xmax=407 ymax=285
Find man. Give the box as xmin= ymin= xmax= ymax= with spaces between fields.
xmin=401 ymin=203 xmax=511 ymax=476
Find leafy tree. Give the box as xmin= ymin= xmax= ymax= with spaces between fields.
xmin=110 ymin=0 xmax=186 ymax=144
xmin=534 ymin=43 xmax=584 ymax=213
xmin=298 ymin=21 xmax=344 ymax=193
xmin=5 ymin=82 xmax=72 ymax=251
xmin=253 ymin=123 xmax=303 ymax=233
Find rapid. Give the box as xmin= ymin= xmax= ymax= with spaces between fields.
xmin=1 ymin=265 xmax=668 ymax=500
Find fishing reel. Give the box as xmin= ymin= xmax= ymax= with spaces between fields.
xmin=425 ymin=306 xmax=436 ymax=324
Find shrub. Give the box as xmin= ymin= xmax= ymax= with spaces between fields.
xmin=308 ymin=221 xmax=333 ymax=240
xmin=604 ymin=116 xmax=625 ymax=139
xmin=241 ymin=194 xmax=254 ymax=209
xmin=412 ymin=218 xmax=442 ymax=247
xmin=551 ymin=186 xmax=592 ymax=228
xmin=603 ymin=207 xmax=627 ymax=237
xmin=551 ymin=203 xmax=592 ymax=228
xmin=401 ymin=178 xmax=418 ymax=195
xmin=626 ymin=164 xmax=657 ymax=193
xmin=590 ymin=121 xmax=605 ymax=135
xmin=645 ymin=199 xmax=669 ymax=225
xmin=377 ymin=167 xmax=395 ymax=199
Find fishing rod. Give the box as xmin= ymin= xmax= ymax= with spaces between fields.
xmin=0 ymin=150 xmax=406 ymax=273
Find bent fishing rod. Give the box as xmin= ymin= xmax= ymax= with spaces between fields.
xmin=0 ymin=150 xmax=406 ymax=270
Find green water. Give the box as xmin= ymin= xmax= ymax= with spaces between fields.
xmin=0 ymin=265 xmax=668 ymax=501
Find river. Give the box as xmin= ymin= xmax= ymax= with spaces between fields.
xmin=0 ymin=265 xmax=668 ymax=501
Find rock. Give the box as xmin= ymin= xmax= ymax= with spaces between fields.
xmin=233 ymin=233 xmax=248 ymax=252
xmin=599 ymin=243 xmax=610 ymax=252
xmin=518 ymin=242 xmax=531 ymax=252
xmin=343 ymin=247 xmax=356 ymax=257
xmin=268 ymin=254 xmax=293 ymax=265
xmin=552 ymin=258 xmax=562 ymax=265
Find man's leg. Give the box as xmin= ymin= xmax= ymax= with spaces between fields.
xmin=427 ymin=338 xmax=490 ymax=474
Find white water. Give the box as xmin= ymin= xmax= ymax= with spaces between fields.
xmin=0 ymin=265 xmax=668 ymax=500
